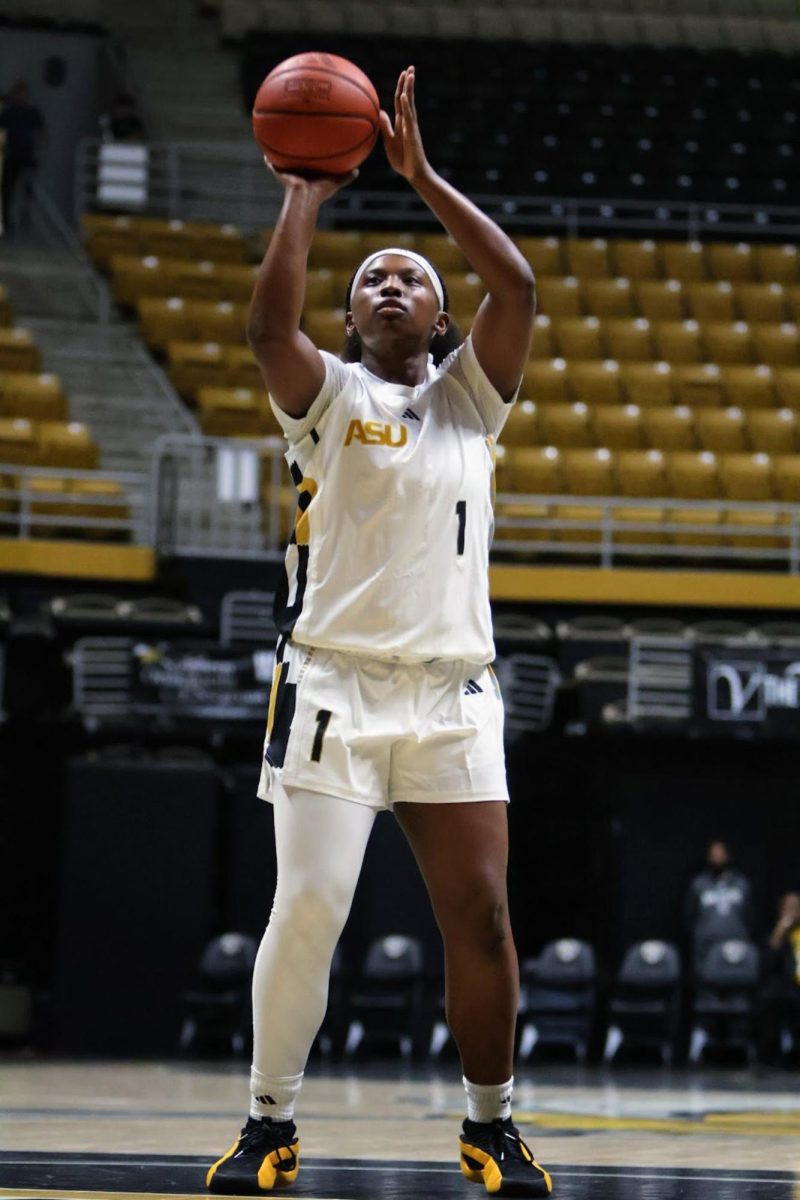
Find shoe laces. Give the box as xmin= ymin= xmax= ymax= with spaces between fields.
xmin=238 ymin=1116 xmax=296 ymax=1154
xmin=487 ymin=1118 xmax=535 ymax=1165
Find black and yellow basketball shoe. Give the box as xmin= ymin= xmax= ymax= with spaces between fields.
xmin=206 ymin=1115 xmax=300 ymax=1193
xmin=459 ymin=1117 xmax=552 ymax=1197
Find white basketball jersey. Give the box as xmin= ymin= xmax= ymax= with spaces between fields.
xmin=270 ymin=335 xmax=515 ymax=665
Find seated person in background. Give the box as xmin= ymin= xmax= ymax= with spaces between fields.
xmin=684 ymin=839 xmax=753 ymax=974
xmin=759 ymin=892 xmax=800 ymax=1063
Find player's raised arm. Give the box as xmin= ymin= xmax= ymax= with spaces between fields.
xmin=247 ymin=165 xmax=356 ymax=418
xmin=380 ymin=67 xmax=535 ymax=401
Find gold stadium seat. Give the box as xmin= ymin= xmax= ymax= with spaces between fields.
xmin=617 ymin=448 xmax=669 ymax=497
xmin=719 ymin=452 xmax=775 ymax=501
xmin=0 ymin=329 xmax=41 ymax=373
xmin=569 ymin=361 xmax=623 ymax=406
xmin=216 ymin=263 xmax=260 ymax=303
xmin=82 ymin=214 xmax=140 ymax=269
xmin=0 ymin=285 xmax=13 ymax=326
xmin=725 ymin=507 xmax=787 ymax=552
xmin=307 ymin=230 xmax=363 ymax=270
xmin=165 ymin=260 xmax=226 ymax=302
xmin=604 ymin=317 xmax=654 ymax=362
xmin=110 ymin=255 xmax=171 ymax=306
xmin=197 ymin=387 xmax=280 ymax=438
xmin=634 ymin=279 xmax=686 ymax=321
xmin=27 ymin=474 xmax=71 ymax=535
xmin=751 ymin=322 xmax=800 ymax=366
xmin=774 ymin=367 xmax=800 ymax=408
xmin=614 ymin=504 xmax=669 ymax=546
xmin=501 ymin=400 xmax=539 ymax=446
xmin=660 ymin=241 xmax=708 ymax=282
xmin=529 ymin=314 xmax=556 ymax=360
xmin=673 ymin=364 xmax=724 ymax=408
xmin=592 ymin=404 xmax=643 ymax=449
xmin=303 ymin=308 xmax=347 ymax=353
xmin=0 ymin=372 xmax=66 ymax=421
xmin=773 ymin=455 xmax=800 ymax=501
xmin=784 ymin=287 xmax=800 ymax=324
xmin=554 ymin=316 xmax=603 ymax=360
xmin=561 ymin=447 xmax=616 ymax=495
xmin=553 ymin=502 xmax=604 ymax=545
xmin=642 ymin=405 xmax=696 ymax=450
xmin=537 ymin=277 xmax=582 ymax=318
xmin=685 ymin=281 xmax=737 ymax=323
xmin=538 ymin=402 xmax=592 ymax=448
xmin=138 ymin=298 xmax=197 ymax=351
xmin=702 ymin=321 xmax=754 ymax=365
xmin=564 ymin=237 xmax=611 ymax=279
xmin=493 ymin=499 xmax=554 ymax=549
xmin=505 ymin=445 xmax=565 ymax=494
xmin=747 ymin=408 xmax=798 ymax=454
xmin=619 ymin=361 xmax=675 ymax=407
xmin=418 ymin=233 xmax=470 ymax=273
xmin=695 ymin=407 xmax=748 ymax=453
xmin=445 ymin=272 xmax=484 ymax=314
xmin=136 ymin=218 xmax=196 ymax=261
xmin=193 ymin=301 xmax=248 ymax=345
xmin=69 ymin=478 xmax=130 ymax=539
xmin=38 ymin=421 xmax=98 ymax=469
xmin=522 ymin=359 xmax=570 ymax=404
xmin=669 ymin=506 xmax=723 ymax=547
xmin=721 ymin=365 xmax=776 ymax=409
xmin=653 ymin=320 xmax=703 ymax=364
xmin=583 ymin=278 xmax=634 ymax=318
xmin=737 ymin=282 xmax=788 ymax=324
xmin=186 ymin=222 xmax=248 ymax=263
xmin=168 ymin=342 xmax=227 ymax=400
xmin=754 ymin=244 xmax=799 ymax=285
xmin=611 ymin=239 xmax=660 ymax=280
xmin=0 ymin=417 xmax=37 ymax=465
xmin=225 ymin=346 xmax=264 ymax=391
xmin=706 ymin=242 xmax=755 ymax=282
xmin=515 ymin=236 xmax=563 ymax=277
xmin=303 ymin=270 xmax=338 ymax=309
xmin=360 ymin=231 xmax=417 ymax=258
xmin=667 ymin=450 xmax=721 ymax=499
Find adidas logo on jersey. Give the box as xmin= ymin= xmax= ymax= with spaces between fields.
xmin=402 ymin=407 xmax=420 ymax=420
xmin=344 ymin=419 xmax=408 ymax=448
xmin=464 ymin=679 xmax=483 ymax=695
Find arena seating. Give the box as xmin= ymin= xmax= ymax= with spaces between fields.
xmin=240 ymin=36 xmax=800 ymax=206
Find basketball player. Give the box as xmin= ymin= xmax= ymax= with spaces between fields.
xmin=207 ymin=67 xmax=551 ymax=1198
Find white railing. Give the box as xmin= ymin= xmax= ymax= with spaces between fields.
xmin=0 ymin=465 xmax=150 ymax=543
xmin=74 ymin=138 xmax=800 ymax=239
xmin=493 ymin=492 xmax=800 ymax=571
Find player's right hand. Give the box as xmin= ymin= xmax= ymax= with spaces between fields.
xmin=264 ymin=156 xmax=359 ymax=201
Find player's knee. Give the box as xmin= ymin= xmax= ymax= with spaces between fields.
xmin=442 ymin=885 xmax=511 ymax=958
xmin=269 ymin=885 xmax=348 ymax=962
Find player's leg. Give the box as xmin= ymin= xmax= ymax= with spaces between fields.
xmin=394 ymin=798 xmax=551 ymax=1196
xmin=207 ymin=784 xmax=376 ymax=1194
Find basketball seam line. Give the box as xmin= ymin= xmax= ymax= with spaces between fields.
xmin=260 ymin=66 xmax=379 ymax=115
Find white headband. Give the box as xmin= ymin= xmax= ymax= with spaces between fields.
xmin=350 ymin=247 xmax=445 ymax=311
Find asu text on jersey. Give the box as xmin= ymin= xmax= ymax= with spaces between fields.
xmin=270 ymin=335 xmax=517 ymax=665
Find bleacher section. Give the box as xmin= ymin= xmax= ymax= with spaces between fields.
xmin=238 ymin=36 xmax=800 ymax=210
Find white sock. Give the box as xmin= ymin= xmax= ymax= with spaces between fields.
xmin=250 ymin=1068 xmax=303 ymax=1122
xmin=463 ymin=1075 xmax=514 ymax=1123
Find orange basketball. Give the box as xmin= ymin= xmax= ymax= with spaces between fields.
xmin=252 ymin=52 xmax=380 ymax=175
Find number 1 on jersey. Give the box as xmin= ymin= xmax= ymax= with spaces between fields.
xmin=456 ymin=500 xmax=466 ymax=556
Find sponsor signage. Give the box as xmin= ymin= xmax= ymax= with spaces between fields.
xmin=695 ymin=646 xmax=800 ymax=735
xmin=132 ymin=640 xmax=273 ymax=722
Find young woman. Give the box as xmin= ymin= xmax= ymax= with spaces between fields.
xmin=207 ymin=66 xmax=551 ymax=1198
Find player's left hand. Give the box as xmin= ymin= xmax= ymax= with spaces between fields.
xmin=380 ymin=66 xmax=430 ymax=184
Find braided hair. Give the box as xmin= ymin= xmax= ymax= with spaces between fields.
xmin=341 ymin=261 xmax=464 ymax=365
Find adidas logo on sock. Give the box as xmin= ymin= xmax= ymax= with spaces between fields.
xmin=464 ymin=679 xmax=483 ymax=695
xmin=402 ymin=407 xmax=420 ymax=420
xmin=256 ymin=1093 xmax=276 ymax=1106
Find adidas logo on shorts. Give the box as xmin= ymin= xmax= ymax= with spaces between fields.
xmin=464 ymin=679 xmax=483 ymax=695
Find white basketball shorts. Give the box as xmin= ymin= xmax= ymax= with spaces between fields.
xmin=257 ymin=640 xmax=509 ymax=810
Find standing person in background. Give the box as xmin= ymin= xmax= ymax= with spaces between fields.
xmin=0 ymin=81 xmax=44 ymax=237
xmin=684 ymin=839 xmax=754 ymax=975
xmin=206 ymin=66 xmax=552 ymax=1198
xmin=759 ymin=891 xmax=800 ymax=1063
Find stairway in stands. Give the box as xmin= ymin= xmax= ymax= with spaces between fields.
xmin=1 ymin=238 xmax=196 ymax=475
